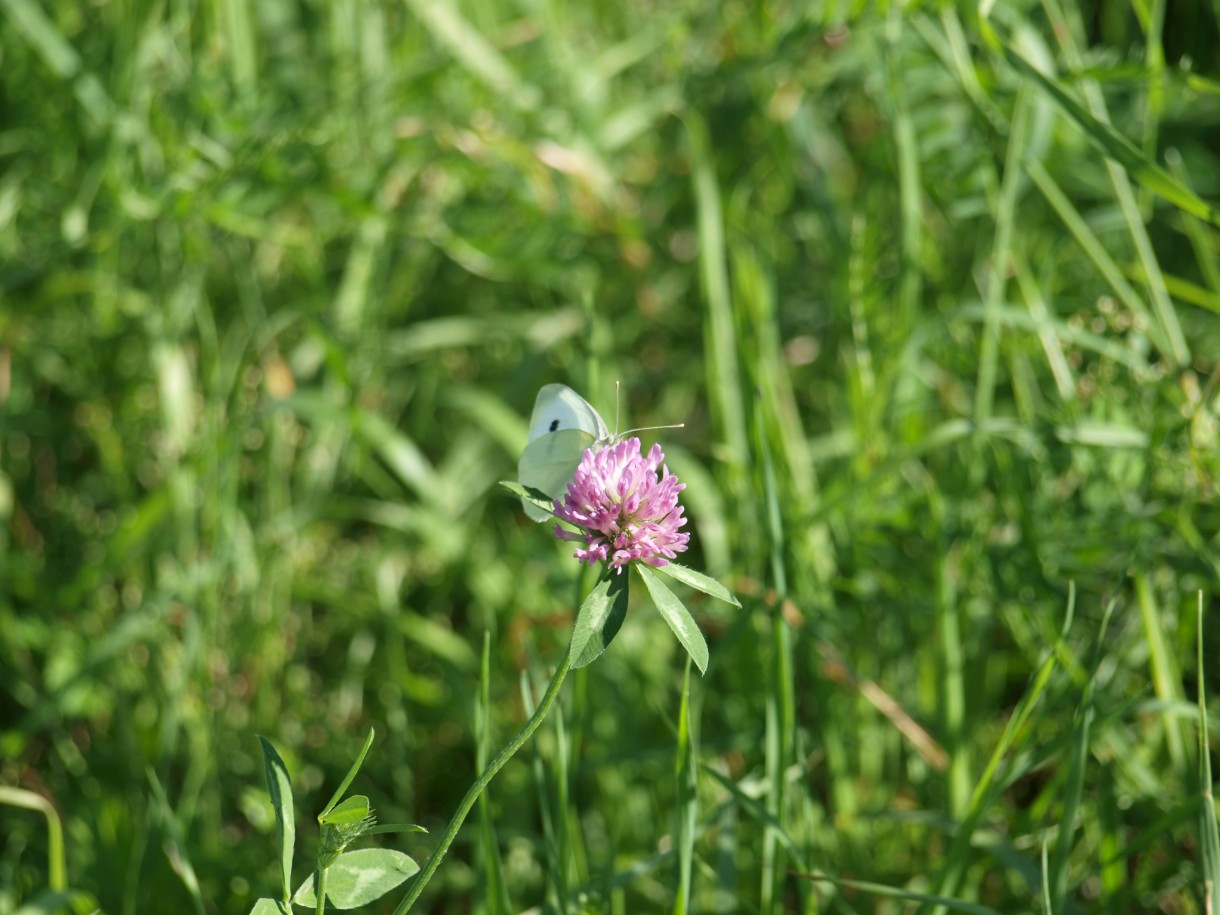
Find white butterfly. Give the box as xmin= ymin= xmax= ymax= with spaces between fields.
xmin=517 ymin=385 xmax=614 ymax=522
xmin=517 ymin=384 xmax=681 ymax=522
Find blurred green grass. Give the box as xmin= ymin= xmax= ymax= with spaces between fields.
xmin=2 ymin=0 xmax=1220 ymax=912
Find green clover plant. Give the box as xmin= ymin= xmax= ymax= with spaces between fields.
xmin=391 ymin=434 xmax=738 ymax=911
xmin=249 ymin=728 xmax=425 ymax=915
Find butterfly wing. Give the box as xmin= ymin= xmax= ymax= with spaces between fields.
xmin=527 ymin=384 xmax=610 ymax=443
xmin=517 ymin=428 xmax=596 ymax=522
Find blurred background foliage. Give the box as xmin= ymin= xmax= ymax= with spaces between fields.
xmin=2 ymin=0 xmax=1220 ymax=912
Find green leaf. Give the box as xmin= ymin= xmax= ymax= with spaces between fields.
xmin=248 ymin=899 xmax=291 ymax=915
xmin=257 ymin=736 xmax=295 ymax=902
xmin=568 ymin=571 xmax=629 ymax=669
xmin=651 ymin=562 xmax=740 ymax=607
xmin=319 ymin=795 xmax=370 ymax=827
xmin=318 ymin=727 xmax=375 ymax=822
xmin=292 ymin=848 xmax=420 ymax=909
xmin=637 ymin=566 xmax=709 ymax=675
xmin=497 ymin=480 xmax=555 ymax=517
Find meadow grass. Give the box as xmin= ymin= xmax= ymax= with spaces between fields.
xmin=2 ymin=0 xmax=1220 ymax=912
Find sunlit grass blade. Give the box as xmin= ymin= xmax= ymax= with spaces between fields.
xmin=1012 ymin=250 xmax=1075 ymax=400
xmin=0 ymin=0 xmax=80 ymax=78
xmin=975 ymin=85 xmax=1031 ymax=424
xmin=1025 ymin=0 xmax=1190 ymax=367
xmin=1134 ymin=573 xmax=1188 ymax=774
xmin=1023 ymin=160 xmax=1168 ymax=356
xmin=999 ymin=39 xmax=1220 ymax=228
xmin=215 ymin=0 xmax=258 ymax=92
xmin=402 ymin=0 xmax=539 ymax=110
xmin=1138 ymin=269 xmax=1220 ymax=316
xmin=1166 ymin=150 xmax=1220 ymax=297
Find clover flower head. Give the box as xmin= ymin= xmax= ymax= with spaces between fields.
xmin=553 ymin=437 xmax=690 ymax=573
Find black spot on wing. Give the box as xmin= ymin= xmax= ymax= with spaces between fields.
xmin=549 ymin=419 xmax=560 ymax=431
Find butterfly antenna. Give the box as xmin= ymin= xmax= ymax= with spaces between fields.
xmin=611 ymin=381 xmax=684 ymax=438
xmin=623 ymin=422 xmax=686 ymax=435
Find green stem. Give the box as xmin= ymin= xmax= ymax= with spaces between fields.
xmin=315 ymin=864 xmax=328 ymax=915
xmin=393 ymin=652 xmax=574 ymax=914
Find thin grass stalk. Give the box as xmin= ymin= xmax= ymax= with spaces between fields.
xmin=975 ymin=85 xmax=1031 ymax=425
xmin=673 ymin=656 xmax=697 ymax=915
xmin=920 ymin=585 xmax=1073 ymax=912
xmin=476 ymin=632 xmax=511 ymax=915
xmin=551 ymin=689 xmax=573 ymax=914
xmin=521 ymin=667 xmax=564 ymax=915
xmin=1196 ymin=593 xmax=1220 ymax=914
xmin=685 ymin=113 xmax=750 ymax=518
xmin=758 ymin=400 xmax=794 ymax=914
xmin=1134 ymin=573 xmax=1187 ymax=773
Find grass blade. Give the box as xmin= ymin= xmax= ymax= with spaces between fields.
xmin=1197 ymin=594 xmax=1220 ymax=914
xmin=147 ymin=768 xmax=207 ymax=915
xmin=1025 ymin=160 xmax=1166 ymax=354
xmin=402 ymin=0 xmax=539 ymax=110
xmin=975 ymin=85 xmax=1032 ymax=424
xmin=999 ymin=40 xmax=1219 ymax=228
xmin=673 ymin=657 xmax=698 ymax=915
xmin=685 ymin=112 xmax=750 ymax=511
xmin=476 ymin=633 xmax=511 ymax=915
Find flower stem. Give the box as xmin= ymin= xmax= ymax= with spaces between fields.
xmin=315 ymin=864 xmax=328 ymax=915
xmin=392 ymin=652 xmax=574 ymax=914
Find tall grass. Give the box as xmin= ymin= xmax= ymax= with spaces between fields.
xmin=2 ymin=0 xmax=1219 ymax=912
